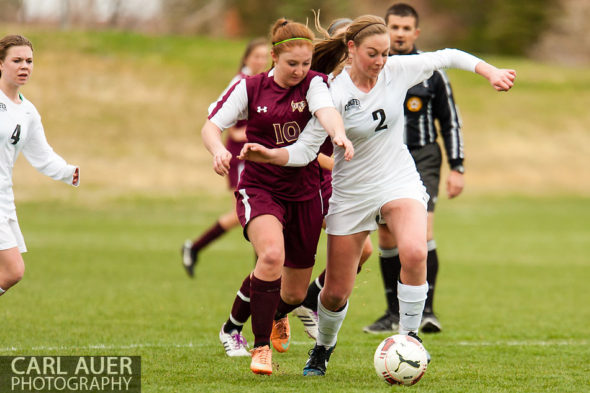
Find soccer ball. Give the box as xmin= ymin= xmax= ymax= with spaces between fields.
xmin=373 ymin=334 xmax=428 ymax=386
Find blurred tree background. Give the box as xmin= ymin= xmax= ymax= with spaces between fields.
xmin=1 ymin=0 xmax=589 ymax=63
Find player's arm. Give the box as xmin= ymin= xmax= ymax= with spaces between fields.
xmin=314 ymin=107 xmax=353 ymax=161
xmin=22 ymin=115 xmax=79 ymax=186
xmin=205 ymin=80 xmax=248 ymax=175
xmin=202 ymin=120 xmax=232 ymax=176
xmin=307 ymin=76 xmax=353 ymax=160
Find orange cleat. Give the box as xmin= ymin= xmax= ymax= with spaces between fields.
xmin=271 ymin=316 xmax=291 ymax=353
xmin=250 ymin=345 xmax=272 ymax=375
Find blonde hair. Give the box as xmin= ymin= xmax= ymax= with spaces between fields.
xmin=312 ymin=15 xmax=387 ymax=75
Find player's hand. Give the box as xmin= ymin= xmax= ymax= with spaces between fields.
xmin=72 ymin=167 xmax=80 ymax=186
xmin=238 ymin=143 xmax=273 ymax=163
xmin=446 ymin=170 xmax=464 ymax=199
xmin=333 ymin=135 xmax=354 ymax=161
xmin=488 ymin=68 xmax=516 ymax=92
xmin=212 ymin=149 xmax=232 ymax=176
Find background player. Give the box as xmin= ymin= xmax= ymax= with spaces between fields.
xmin=0 ymin=35 xmax=79 ymax=296
xmin=181 ymin=38 xmax=269 ymax=277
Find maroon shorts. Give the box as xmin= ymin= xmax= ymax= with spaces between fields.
xmin=235 ymin=187 xmax=324 ymax=269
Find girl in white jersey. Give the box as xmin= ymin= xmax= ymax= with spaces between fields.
xmin=239 ymin=15 xmax=516 ymax=376
xmin=0 ymin=35 xmax=79 ymax=297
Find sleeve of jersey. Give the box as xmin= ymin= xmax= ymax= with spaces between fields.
xmin=22 ymin=116 xmax=78 ymax=186
xmin=306 ymin=75 xmax=335 ymax=114
xmin=389 ymin=49 xmax=482 ymax=91
xmin=285 ymin=117 xmax=328 ymax=167
xmin=208 ymin=79 xmax=248 ymax=130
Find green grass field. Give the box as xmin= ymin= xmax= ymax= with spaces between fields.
xmin=0 ymin=27 xmax=589 ymax=392
xmin=1 ymin=194 xmax=588 ymax=392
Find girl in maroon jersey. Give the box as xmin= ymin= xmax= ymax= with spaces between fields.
xmin=201 ymin=18 xmax=352 ymax=375
xmin=181 ymin=38 xmax=269 ymax=278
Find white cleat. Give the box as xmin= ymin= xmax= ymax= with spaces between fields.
xmin=219 ymin=324 xmax=250 ymax=357
xmin=293 ymin=306 xmax=319 ymax=340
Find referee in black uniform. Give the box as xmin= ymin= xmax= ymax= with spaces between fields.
xmin=364 ymin=3 xmax=465 ymax=334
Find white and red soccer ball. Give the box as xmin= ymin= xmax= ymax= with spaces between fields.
xmin=374 ymin=334 xmax=428 ymax=386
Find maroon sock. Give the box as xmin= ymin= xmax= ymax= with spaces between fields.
xmin=223 ymin=274 xmax=252 ymax=333
xmin=250 ymin=275 xmax=281 ymax=347
xmin=274 ymin=297 xmax=301 ymax=320
xmin=192 ymin=221 xmax=225 ymax=253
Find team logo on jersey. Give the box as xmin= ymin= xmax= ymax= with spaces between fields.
xmin=291 ymin=100 xmax=306 ymax=113
xmin=0 ymin=102 xmax=6 ymax=112
xmin=257 ymin=106 xmax=267 ymax=113
xmin=344 ymin=98 xmax=360 ymax=111
xmin=406 ymin=97 xmax=422 ymax=112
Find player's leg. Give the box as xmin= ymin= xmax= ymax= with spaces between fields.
xmin=247 ymin=214 xmax=285 ymax=374
xmin=219 ymin=273 xmax=252 ymax=357
xmin=273 ymin=195 xmax=323 ymax=349
xmin=0 ymin=248 xmax=25 ymax=295
xmin=298 ymin=232 xmax=372 ymax=338
xmin=421 ymin=212 xmax=442 ymax=332
xmin=181 ymin=209 xmax=240 ymax=277
xmin=380 ymin=198 xmax=428 ymax=336
xmin=364 ymin=224 xmax=401 ymax=333
xmin=303 ymin=231 xmax=368 ymax=376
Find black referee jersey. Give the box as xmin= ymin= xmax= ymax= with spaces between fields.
xmin=396 ymin=47 xmax=464 ymax=169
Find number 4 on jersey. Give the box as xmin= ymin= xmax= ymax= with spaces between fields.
xmin=11 ymin=124 xmax=21 ymax=145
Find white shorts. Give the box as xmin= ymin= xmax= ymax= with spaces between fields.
xmin=325 ymin=184 xmax=428 ymax=236
xmin=0 ymin=216 xmax=27 ymax=253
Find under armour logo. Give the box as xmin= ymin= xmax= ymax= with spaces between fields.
xmin=257 ymin=106 xmax=267 ymax=113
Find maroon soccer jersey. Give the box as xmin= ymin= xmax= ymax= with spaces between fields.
xmin=211 ymin=70 xmax=330 ymax=201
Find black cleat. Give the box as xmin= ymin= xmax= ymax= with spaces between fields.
xmin=181 ymin=240 xmax=197 ymax=278
xmin=408 ymin=331 xmax=431 ymax=364
xmin=420 ymin=312 xmax=442 ymax=333
xmin=363 ymin=310 xmax=400 ymax=334
xmin=302 ymin=344 xmax=335 ymax=376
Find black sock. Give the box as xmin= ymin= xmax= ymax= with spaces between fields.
xmin=223 ymin=319 xmax=242 ymax=334
xmin=424 ymin=248 xmax=439 ymax=313
xmin=379 ymin=249 xmax=401 ymax=315
xmin=302 ymin=279 xmax=321 ymax=310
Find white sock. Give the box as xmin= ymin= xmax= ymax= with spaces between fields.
xmin=398 ymin=282 xmax=428 ymax=334
xmin=0 ymin=287 xmax=5 ymax=295
xmin=316 ymin=295 xmax=348 ymax=348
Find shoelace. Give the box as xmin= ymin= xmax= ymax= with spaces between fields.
xmin=253 ymin=346 xmax=270 ymax=362
xmin=275 ymin=319 xmax=288 ymax=338
xmin=232 ymin=333 xmax=248 ymax=349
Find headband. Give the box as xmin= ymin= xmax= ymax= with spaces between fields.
xmin=272 ymin=37 xmax=313 ymax=46
xmin=350 ymin=22 xmax=386 ymax=41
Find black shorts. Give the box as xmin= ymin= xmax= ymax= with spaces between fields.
xmin=409 ymin=143 xmax=441 ymax=212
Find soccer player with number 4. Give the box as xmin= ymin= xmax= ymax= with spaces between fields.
xmin=0 ymin=35 xmax=79 ymax=297
xmin=239 ymin=14 xmax=515 ymax=376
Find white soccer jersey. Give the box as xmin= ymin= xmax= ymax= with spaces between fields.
xmin=0 ymin=90 xmax=78 ymax=219
xmin=286 ymin=49 xmax=481 ymax=234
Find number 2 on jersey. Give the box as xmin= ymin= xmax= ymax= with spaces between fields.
xmin=372 ymin=109 xmax=387 ymax=132
xmin=11 ymin=124 xmax=21 ymax=145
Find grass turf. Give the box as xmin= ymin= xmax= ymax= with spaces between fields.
xmin=1 ymin=194 xmax=588 ymax=392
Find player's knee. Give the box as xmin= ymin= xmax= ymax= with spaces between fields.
xmin=1 ymin=261 xmax=25 ymax=289
xmin=257 ymin=246 xmax=284 ymax=267
xmin=281 ymin=290 xmax=306 ymax=305
xmin=321 ymin=288 xmax=348 ymax=310
xmin=399 ymin=243 xmax=426 ymax=269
